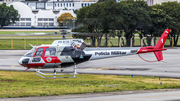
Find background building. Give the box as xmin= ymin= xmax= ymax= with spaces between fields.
xmin=4 ymin=0 xmax=96 ymax=29
xmin=147 ymin=0 xmax=180 ymax=5
xmin=23 ymin=0 xmax=96 ymax=10
xmin=4 ymin=0 xmax=25 ymax=3
xmin=5 ymin=2 xmax=78 ymax=29
xmin=4 ymin=0 xmax=180 ymax=29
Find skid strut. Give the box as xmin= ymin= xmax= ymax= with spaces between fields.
xmin=35 ymin=63 xmax=78 ymax=79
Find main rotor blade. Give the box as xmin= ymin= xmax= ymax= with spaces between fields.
xmin=70 ymin=32 xmax=104 ymax=37
xmin=0 ymin=32 xmax=59 ymax=36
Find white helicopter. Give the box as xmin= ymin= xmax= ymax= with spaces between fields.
xmin=18 ymin=28 xmax=171 ymax=78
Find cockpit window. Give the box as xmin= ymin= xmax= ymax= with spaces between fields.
xmin=35 ymin=48 xmax=43 ymax=56
xmin=24 ymin=47 xmax=37 ymax=57
xmin=45 ymin=48 xmax=56 ymax=56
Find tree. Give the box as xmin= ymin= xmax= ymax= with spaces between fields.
xmin=154 ymin=2 xmax=180 ymax=46
xmin=108 ymin=2 xmax=125 ymax=47
xmin=57 ymin=13 xmax=76 ymax=28
xmin=76 ymin=0 xmax=124 ymax=46
xmin=120 ymin=0 xmax=152 ymax=46
xmin=0 ymin=3 xmax=20 ymax=29
xmin=75 ymin=2 xmax=106 ymax=46
xmin=75 ymin=0 xmax=152 ymax=47
xmin=98 ymin=0 xmax=118 ymax=46
xmin=73 ymin=9 xmax=79 ymax=14
xmin=146 ymin=6 xmax=174 ymax=45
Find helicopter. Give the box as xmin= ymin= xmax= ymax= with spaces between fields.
xmin=18 ymin=28 xmax=171 ymax=78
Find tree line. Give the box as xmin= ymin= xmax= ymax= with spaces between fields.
xmin=0 ymin=3 xmax=20 ymax=29
xmin=74 ymin=0 xmax=180 ymax=47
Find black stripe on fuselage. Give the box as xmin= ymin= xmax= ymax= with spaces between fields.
xmin=60 ymin=46 xmax=92 ymax=64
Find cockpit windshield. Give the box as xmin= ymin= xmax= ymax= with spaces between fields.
xmin=24 ymin=47 xmax=37 ymax=57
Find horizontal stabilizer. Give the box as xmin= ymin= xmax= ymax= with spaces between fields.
xmin=154 ymin=51 xmax=163 ymax=61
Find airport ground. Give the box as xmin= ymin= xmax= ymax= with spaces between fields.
xmin=1 ymin=47 xmax=180 ymax=78
xmin=1 ymin=47 xmax=180 ymax=100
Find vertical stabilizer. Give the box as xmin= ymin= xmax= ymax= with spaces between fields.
xmin=153 ymin=28 xmax=170 ymax=61
xmin=154 ymin=51 xmax=163 ymax=61
xmin=155 ymin=28 xmax=171 ymax=49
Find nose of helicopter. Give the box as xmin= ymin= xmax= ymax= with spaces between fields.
xmin=18 ymin=57 xmax=30 ymax=66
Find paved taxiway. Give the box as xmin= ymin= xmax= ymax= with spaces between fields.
xmin=43 ymin=90 xmax=180 ymax=101
xmin=0 ymin=48 xmax=180 ymax=101
xmin=2 ymin=89 xmax=180 ymax=101
xmin=1 ymin=48 xmax=180 ymax=78
xmin=43 ymin=91 xmax=180 ymax=101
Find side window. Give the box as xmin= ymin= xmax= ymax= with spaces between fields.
xmin=35 ymin=48 xmax=43 ymax=56
xmin=45 ymin=48 xmax=56 ymax=56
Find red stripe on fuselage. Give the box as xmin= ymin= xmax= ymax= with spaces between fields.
xmin=20 ymin=63 xmax=45 ymax=68
xmin=27 ymin=63 xmax=46 ymax=68
xmin=42 ymin=56 xmax=61 ymax=63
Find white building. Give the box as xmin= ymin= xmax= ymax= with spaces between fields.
xmin=7 ymin=0 xmax=96 ymax=10
xmin=4 ymin=0 xmax=25 ymax=3
xmin=146 ymin=0 xmax=180 ymax=5
xmin=5 ymin=1 xmax=96 ymax=29
xmin=5 ymin=2 xmax=78 ymax=29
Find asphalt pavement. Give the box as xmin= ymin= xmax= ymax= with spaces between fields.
xmin=1 ymin=48 xmax=180 ymax=78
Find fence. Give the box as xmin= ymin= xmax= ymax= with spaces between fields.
xmin=85 ymin=37 xmax=177 ymax=47
xmin=0 ymin=37 xmax=178 ymax=49
xmin=0 ymin=37 xmax=62 ymax=49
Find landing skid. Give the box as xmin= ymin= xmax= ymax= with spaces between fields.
xmin=35 ymin=63 xmax=78 ymax=79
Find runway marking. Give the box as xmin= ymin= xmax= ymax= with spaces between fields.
xmin=92 ymin=93 xmax=180 ymax=101
xmin=11 ymin=65 xmax=15 ymax=67
xmin=11 ymin=65 xmax=18 ymax=67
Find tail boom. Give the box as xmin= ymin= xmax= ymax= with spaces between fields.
xmin=137 ymin=28 xmax=171 ymax=61
xmin=137 ymin=47 xmax=166 ymax=54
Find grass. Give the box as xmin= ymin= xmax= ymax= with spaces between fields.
xmin=0 ymin=71 xmax=180 ymax=98
xmin=0 ymin=39 xmax=61 ymax=49
xmin=0 ymin=37 xmax=176 ymax=49
xmin=0 ymin=30 xmax=179 ymax=49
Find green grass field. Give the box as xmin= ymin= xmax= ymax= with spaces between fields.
xmin=0 ymin=38 xmax=65 ymax=49
xmin=0 ymin=37 xmax=176 ymax=49
xmin=0 ymin=31 xmax=179 ymax=49
xmin=0 ymin=71 xmax=180 ymax=98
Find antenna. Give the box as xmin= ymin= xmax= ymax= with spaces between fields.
xmin=60 ymin=30 xmax=68 ymax=40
